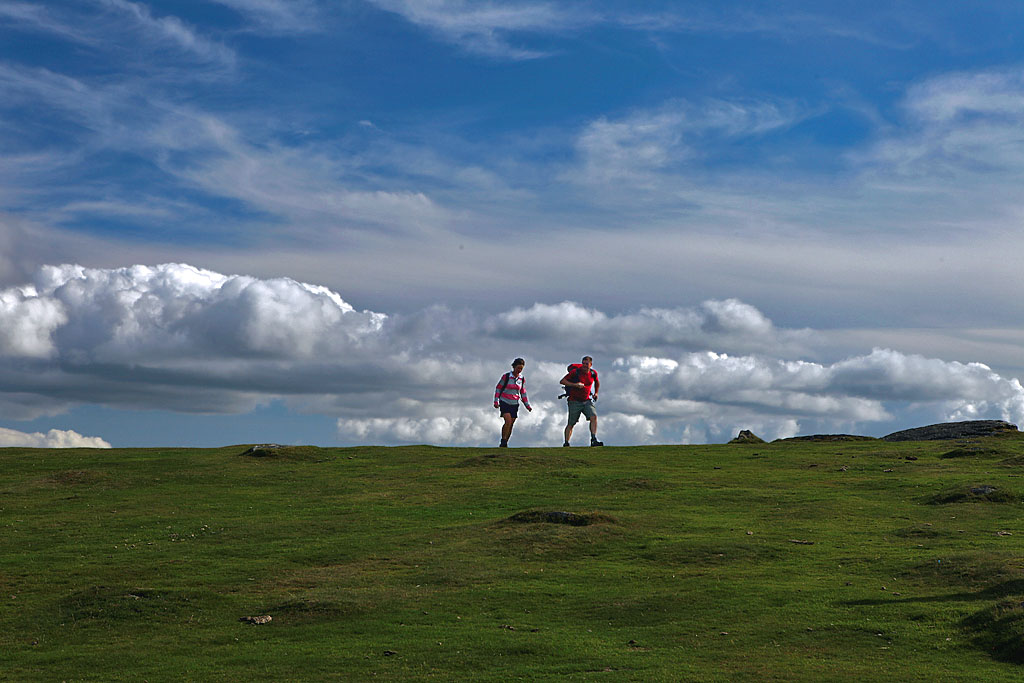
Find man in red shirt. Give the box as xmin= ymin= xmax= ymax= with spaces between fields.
xmin=559 ymin=356 xmax=603 ymax=446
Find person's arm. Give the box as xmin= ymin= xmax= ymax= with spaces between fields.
xmin=494 ymin=375 xmax=504 ymax=407
xmin=521 ymin=380 xmax=532 ymax=411
xmin=592 ymin=372 xmax=599 ymax=400
xmin=559 ymin=373 xmax=572 ymax=387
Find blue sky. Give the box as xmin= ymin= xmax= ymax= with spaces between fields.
xmin=3 ymin=1 xmax=1024 ymax=447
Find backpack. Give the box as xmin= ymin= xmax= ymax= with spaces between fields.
xmin=558 ymin=363 xmax=596 ymax=399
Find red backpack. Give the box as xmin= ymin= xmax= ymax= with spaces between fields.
xmin=558 ymin=363 xmax=596 ymax=399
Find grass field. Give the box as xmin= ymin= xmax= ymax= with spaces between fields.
xmin=3 ymin=435 xmax=1024 ymax=681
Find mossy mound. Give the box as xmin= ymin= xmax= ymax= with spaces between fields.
xmin=239 ymin=444 xmax=329 ymax=461
xmin=775 ymin=434 xmax=876 ymax=443
xmin=927 ymin=484 xmax=1019 ymax=505
xmin=506 ymin=510 xmax=616 ymax=526
xmin=941 ymin=447 xmax=1002 ymax=459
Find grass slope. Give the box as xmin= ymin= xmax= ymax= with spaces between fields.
xmin=3 ymin=437 xmax=1024 ymax=681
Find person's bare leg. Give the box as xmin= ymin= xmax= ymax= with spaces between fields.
xmin=502 ymin=414 xmax=515 ymax=443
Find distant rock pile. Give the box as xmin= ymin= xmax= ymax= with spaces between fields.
xmin=881 ymin=420 xmax=1019 ymax=442
xmin=728 ymin=430 xmax=766 ymax=444
xmin=241 ymin=444 xmax=285 ymax=457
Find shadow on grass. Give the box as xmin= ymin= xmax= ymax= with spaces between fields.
xmin=57 ymin=586 xmax=200 ymax=624
xmin=842 ymin=578 xmax=1024 ymax=663
xmin=454 ymin=452 xmax=588 ymax=468
xmin=841 ymin=579 xmax=1024 ymax=607
xmin=962 ymin=598 xmax=1024 ymax=663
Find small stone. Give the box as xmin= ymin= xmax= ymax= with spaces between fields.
xmin=239 ymin=615 xmax=272 ymax=625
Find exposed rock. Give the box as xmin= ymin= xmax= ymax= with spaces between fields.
xmin=728 ymin=430 xmax=765 ymax=444
xmin=239 ymin=615 xmax=272 ymax=625
xmin=241 ymin=444 xmax=286 ymax=457
xmin=238 ymin=444 xmax=328 ymax=462
xmin=882 ymin=420 xmax=1019 ymax=442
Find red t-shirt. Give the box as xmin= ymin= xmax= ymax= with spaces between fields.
xmin=561 ymin=365 xmax=598 ymax=401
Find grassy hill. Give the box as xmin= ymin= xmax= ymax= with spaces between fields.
xmin=3 ymin=436 xmax=1024 ymax=681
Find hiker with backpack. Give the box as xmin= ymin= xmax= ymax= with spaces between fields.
xmin=560 ymin=356 xmax=603 ymax=447
xmin=494 ymin=358 xmax=532 ymax=447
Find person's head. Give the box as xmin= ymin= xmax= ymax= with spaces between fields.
xmin=581 ymin=356 xmax=592 ymax=369
xmin=512 ymin=358 xmax=525 ymax=373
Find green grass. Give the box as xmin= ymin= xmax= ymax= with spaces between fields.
xmin=3 ymin=436 xmax=1024 ymax=680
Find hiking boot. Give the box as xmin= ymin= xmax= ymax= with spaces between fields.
xmin=590 ymin=438 xmax=604 ymax=447
xmin=562 ymin=441 xmax=571 ymax=447
xmin=499 ymin=440 xmax=508 ymax=448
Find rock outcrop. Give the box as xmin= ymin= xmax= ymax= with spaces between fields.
xmin=241 ymin=444 xmax=285 ymax=457
xmin=728 ymin=430 xmax=766 ymax=444
xmin=882 ymin=420 xmax=1018 ymax=442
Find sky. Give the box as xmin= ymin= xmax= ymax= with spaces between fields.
xmin=3 ymin=1 xmax=1024 ymax=448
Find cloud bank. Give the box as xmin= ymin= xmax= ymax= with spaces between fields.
xmin=0 ymin=426 xmax=110 ymax=448
xmin=1 ymin=263 xmax=1022 ymax=446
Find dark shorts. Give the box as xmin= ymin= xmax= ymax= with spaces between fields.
xmin=499 ymin=401 xmax=519 ymax=418
xmin=567 ymin=400 xmax=596 ymax=425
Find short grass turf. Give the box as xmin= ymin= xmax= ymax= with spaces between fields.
xmin=3 ymin=436 xmax=1024 ymax=681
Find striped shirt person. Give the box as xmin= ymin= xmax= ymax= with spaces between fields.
xmin=494 ymin=358 xmax=532 ymax=447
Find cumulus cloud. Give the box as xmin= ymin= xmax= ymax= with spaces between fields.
xmin=0 ymin=427 xmax=110 ymax=448
xmin=0 ymin=284 xmax=67 ymax=357
xmin=486 ymin=298 xmax=814 ymax=357
xmin=1 ymin=263 xmax=1023 ymax=446
xmin=28 ymin=263 xmax=385 ymax=363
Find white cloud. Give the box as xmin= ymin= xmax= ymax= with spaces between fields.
xmin=24 ymin=263 xmax=385 ymax=363
xmin=366 ymin=0 xmax=589 ymax=58
xmin=98 ymin=0 xmax=236 ymax=68
xmin=208 ymin=0 xmax=322 ymax=33
xmin=1 ymin=263 xmax=1022 ymax=446
xmin=486 ymin=298 xmax=814 ymax=357
xmin=0 ymin=284 xmax=66 ymax=357
xmin=859 ymin=67 xmax=1024 ymax=194
xmin=574 ymin=99 xmax=800 ymax=184
xmin=0 ymin=426 xmax=110 ymax=448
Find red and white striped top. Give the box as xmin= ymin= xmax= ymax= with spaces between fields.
xmin=494 ymin=372 xmax=530 ymax=409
